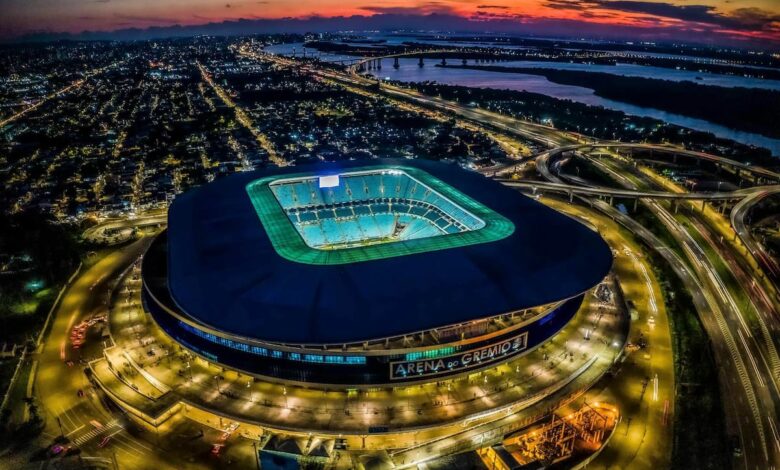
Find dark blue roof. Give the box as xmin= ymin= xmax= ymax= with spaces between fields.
xmin=167 ymin=159 xmax=613 ymax=344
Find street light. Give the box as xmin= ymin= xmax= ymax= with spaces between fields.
xmin=247 ymin=380 xmax=255 ymax=402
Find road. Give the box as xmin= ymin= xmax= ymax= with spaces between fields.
xmin=533 ymin=143 xmax=780 ymax=183
xmin=82 ymin=213 xmax=167 ymax=245
xmin=731 ymin=187 xmax=780 ymax=286
xmin=236 ymin=44 xmax=780 ymax=468
xmin=237 ymin=45 xmax=580 ymax=150
xmin=21 ymin=44 xmax=780 ymax=469
xmin=32 ymin=238 xmax=186 ymax=469
xmin=538 ymin=147 xmax=780 ymax=469
xmin=0 ymin=60 xmax=126 ymax=129
xmin=498 ymin=178 xmax=776 ymax=201
xmin=542 ymin=198 xmax=676 ymax=469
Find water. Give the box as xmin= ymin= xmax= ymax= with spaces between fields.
xmin=616 ymin=51 xmax=778 ymax=72
xmin=265 ymin=45 xmax=780 ymax=155
xmin=267 ymin=42 xmax=780 ymax=89
xmin=366 ymin=59 xmax=780 ymax=156
xmin=491 ymin=60 xmax=780 ymax=91
xmin=360 ymin=34 xmax=780 ymax=71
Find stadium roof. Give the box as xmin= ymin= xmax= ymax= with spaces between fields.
xmin=166 ymin=159 xmax=613 ymax=344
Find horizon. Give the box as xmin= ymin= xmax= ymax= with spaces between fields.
xmin=2 ymin=0 xmax=780 ymax=48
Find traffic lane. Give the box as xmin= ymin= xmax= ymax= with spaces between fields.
xmin=589 ymin=200 xmax=763 ymax=470
xmin=37 ymin=238 xmax=154 ymax=432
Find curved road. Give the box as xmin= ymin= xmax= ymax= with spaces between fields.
xmin=536 ymin=147 xmax=780 ymax=469
xmin=33 ymin=237 xmax=188 ymax=469
xmin=731 ymin=188 xmax=780 ymax=285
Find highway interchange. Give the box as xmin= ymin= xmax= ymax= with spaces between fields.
xmin=18 ymin=44 xmax=780 ymax=469
xmin=251 ymin=45 xmax=780 ymax=469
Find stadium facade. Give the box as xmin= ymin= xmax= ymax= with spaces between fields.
xmin=141 ymin=159 xmax=613 ymax=388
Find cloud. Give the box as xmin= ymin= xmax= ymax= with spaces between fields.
xmin=471 ymin=11 xmax=525 ymax=20
xmin=113 ymin=14 xmax=182 ymax=25
xmin=477 ymin=5 xmax=509 ymax=9
xmin=580 ymin=11 xmax=617 ymax=20
xmin=360 ymin=2 xmax=457 ymax=15
xmin=545 ymin=0 xmax=780 ymax=32
xmin=5 ymin=2 xmax=778 ymax=47
xmin=727 ymin=7 xmax=780 ymax=30
xmin=545 ymin=0 xmax=598 ymax=11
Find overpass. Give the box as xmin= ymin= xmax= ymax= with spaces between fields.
xmin=83 ymin=214 xmax=167 ymax=244
xmin=525 ymin=143 xmax=780 ymax=183
xmin=730 ymin=187 xmax=780 ymax=282
xmin=498 ymin=179 xmax=775 ymax=201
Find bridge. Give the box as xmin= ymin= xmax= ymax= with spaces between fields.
xmin=498 ymin=179 xmax=775 ymax=202
xmin=347 ymin=49 xmax=453 ymax=74
xmin=534 ymin=143 xmax=780 ymax=182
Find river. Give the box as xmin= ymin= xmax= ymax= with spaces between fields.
xmin=264 ymin=44 xmax=780 ymax=156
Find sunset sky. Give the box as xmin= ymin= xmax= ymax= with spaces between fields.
xmin=2 ymin=0 xmax=779 ymax=45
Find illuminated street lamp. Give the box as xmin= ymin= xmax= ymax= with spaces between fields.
xmin=247 ymin=380 xmax=255 ymax=402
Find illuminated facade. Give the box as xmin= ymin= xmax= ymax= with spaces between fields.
xmin=141 ymin=159 xmax=613 ymax=388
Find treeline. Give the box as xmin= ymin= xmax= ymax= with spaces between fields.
xmin=0 ymin=213 xmax=80 ymax=285
xmin=0 ymin=213 xmax=82 ymax=344
xmin=442 ymin=65 xmax=780 ymax=138
xmin=407 ymin=82 xmax=775 ymax=164
xmin=619 ymin=56 xmax=780 ymax=81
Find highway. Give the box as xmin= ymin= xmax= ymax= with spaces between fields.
xmin=32 ymin=238 xmax=205 ymax=469
xmin=236 ymin=43 xmax=780 ymax=468
xmin=538 ymin=147 xmax=780 ymax=469
xmin=731 ymin=187 xmax=780 ymax=285
xmin=237 ymin=45 xmax=580 ymax=150
xmin=532 ymin=143 xmax=780 ymax=182
xmin=82 ymin=213 xmax=167 ymax=245
xmin=543 ymin=199 xmax=676 ymax=469
xmin=497 ymin=178 xmax=776 ymax=201
xmin=20 ymin=43 xmax=780 ymax=469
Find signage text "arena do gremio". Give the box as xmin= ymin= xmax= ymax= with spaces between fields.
xmin=390 ymin=332 xmax=529 ymax=380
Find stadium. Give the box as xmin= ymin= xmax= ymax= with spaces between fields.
xmin=141 ymin=159 xmax=614 ymax=388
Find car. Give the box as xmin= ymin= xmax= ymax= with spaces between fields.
xmin=730 ymin=435 xmax=743 ymax=457
xmin=98 ymin=436 xmax=111 ymax=448
xmin=48 ymin=443 xmax=74 ymax=457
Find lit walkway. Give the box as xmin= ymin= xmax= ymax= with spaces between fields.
xmin=91 ymin=259 xmax=628 ymax=451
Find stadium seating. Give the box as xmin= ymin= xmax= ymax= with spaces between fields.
xmin=271 ymin=170 xmax=485 ymax=249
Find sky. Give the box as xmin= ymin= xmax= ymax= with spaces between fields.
xmin=1 ymin=0 xmax=779 ymax=46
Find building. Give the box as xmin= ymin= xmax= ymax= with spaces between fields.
xmin=141 ymin=159 xmax=613 ymax=388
